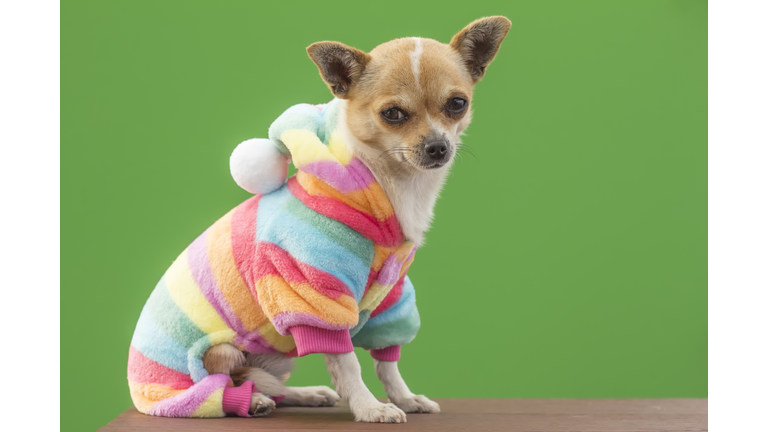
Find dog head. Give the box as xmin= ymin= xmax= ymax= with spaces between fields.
xmin=307 ymin=16 xmax=511 ymax=172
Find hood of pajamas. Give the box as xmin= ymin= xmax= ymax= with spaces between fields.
xmin=127 ymin=99 xmax=421 ymax=417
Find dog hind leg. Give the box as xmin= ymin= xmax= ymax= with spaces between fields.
xmin=202 ymin=344 xmax=276 ymax=416
xmin=237 ymin=352 xmax=340 ymax=407
xmin=202 ymin=343 xmax=246 ymax=375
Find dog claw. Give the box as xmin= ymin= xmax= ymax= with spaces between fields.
xmin=250 ymin=393 xmax=276 ymax=417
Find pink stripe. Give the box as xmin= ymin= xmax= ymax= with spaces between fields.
xmin=149 ymin=374 xmax=231 ymax=417
xmin=254 ymin=241 xmax=353 ymax=300
xmin=272 ymin=312 xmax=351 ymax=335
xmin=222 ymin=381 xmax=254 ymax=417
xmin=363 ymin=268 xmax=378 ymax=294
xmin=289 ymin=325 xmax=354 ymax=356
xmin=376 ymin=254 xmax=403 ymax=286
xmin=347 ymin=157 xmax=377 ymax=187
xmin=235 ymin=331 xmax=279 ymax=355
xmin=127 ymin=345 xmax=194 ymax=389
xmin=287 ymin=177 xmax=403 ymax=246
xmin=187 ymin=230 xmax=246 ymax=334
xmin=230 ymin=195 xmax=261 ymax=292
xmin=371 ymin=346 xmax=401 ymax=361
xmin=370 ymin=276 xmax=405 ymax=319
xmin=405 ymin=246 xmax=417 ymax=263
xmin=300 ymin=158 xmax=375 ymax=193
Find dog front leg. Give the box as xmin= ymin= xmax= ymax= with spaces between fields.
xmin=324 ymin=352 xmax=407 ymax=423
xmin=374 ymin=359 xmax=440 ymax=413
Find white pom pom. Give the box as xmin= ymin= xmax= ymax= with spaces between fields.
xmin=230 ymin=138 xmax=289 ymax=195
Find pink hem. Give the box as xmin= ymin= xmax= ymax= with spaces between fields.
xmin=289 ymin=325 xmax=354 ymax=356
xmin=371 ymin=346 xmax=401 ymax=361
xmin=222 ymin=380 xmax=254 ymax=417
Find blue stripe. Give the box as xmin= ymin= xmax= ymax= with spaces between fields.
xmin=145 ymin=276 xmax=206 ymax=349
xmin=366 ymin=275 xmax=416 ymax=327
xmin=256 ymin=185 xmax=370 ymax=300
xmin=131 ymin=306 xmax=190 ymax=374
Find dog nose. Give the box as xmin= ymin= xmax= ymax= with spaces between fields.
xmin=425 ymin=141 xmax=448 ymax=160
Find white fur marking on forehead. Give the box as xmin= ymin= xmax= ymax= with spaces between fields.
xmin=409 ymin=37 xmax=423 ymax=88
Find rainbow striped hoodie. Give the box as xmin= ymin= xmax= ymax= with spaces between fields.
xmin=127 ymin=99 xmax=421 ymax=418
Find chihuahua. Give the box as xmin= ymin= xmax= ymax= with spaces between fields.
xmin=128 ymin=16 xmax=511 ymax=423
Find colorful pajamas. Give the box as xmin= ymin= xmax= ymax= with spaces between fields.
xmin=128 ymin=99 xmax=421 ymax=417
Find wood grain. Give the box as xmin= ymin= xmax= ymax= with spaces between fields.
xmin=98 ymin=399 xmax=708 ymax=432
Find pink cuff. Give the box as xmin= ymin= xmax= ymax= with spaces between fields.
xmin=371 ymin=345 xmax=401 ymax=361
xmin=222 ymin=380 xmax=254 ymax=417
xmin=289 ymin=325 xmax=354 ymax=357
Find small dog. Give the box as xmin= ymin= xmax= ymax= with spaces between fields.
xmin=128 ymin=16 xmax=510 ymax=423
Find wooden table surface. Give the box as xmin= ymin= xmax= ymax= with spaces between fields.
xmin=98 ymin=398 xmax=707 ymax=432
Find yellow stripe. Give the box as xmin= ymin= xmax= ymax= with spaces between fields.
xmin=206 ymin=209 xmax=269 ymax=331
xmin=128 ymin=382 xmax=186 ymax=414
xmin=281 ymin=129 xmax=337 ymax=167
xmin=328 ymin=130 xmax=353 ymax=165
xmin=165 ymin=250 xmax=229 ymax=334
xmin=191 ymin=388 xmax=226 ymax=418
xmin=208 ymin=329 xmax=237 ymax=347
xmin=257 ymin=322 xmax=297 ymax=353
xmin=360 ymin=282 xmax=393 ymax=312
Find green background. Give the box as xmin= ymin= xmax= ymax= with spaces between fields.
xmin=62 ymin=1 xmax=707 ymax=431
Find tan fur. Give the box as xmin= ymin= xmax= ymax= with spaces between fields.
xmin=203 ymin=344 xmax=340 ymax=408
xmin=202 ymin=343 xmax=245 ymax=375
xmin=242 ymin=352 xmax=295 ymax=379
xmin=230 ymin=366 xmax=286 ymax=396
xmin=308 ymin=17 xmax=510 ymax=243
xmin=346 ymin=38 xmax=473 ymax=160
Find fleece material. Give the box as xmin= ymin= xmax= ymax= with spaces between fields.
xmin=127 ymin=99 xmax=421 ymax=418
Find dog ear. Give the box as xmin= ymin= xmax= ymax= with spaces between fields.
xmin=450 ymin=16 xmax=511 ymax=82
xmin=307 ymin=42 xmax=371 ymax=99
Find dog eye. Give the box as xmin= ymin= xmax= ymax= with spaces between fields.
xmin=446 ymin=98 xmax=467 ymax=114
xmin=381 ymin=108 xmax=408 ymax=123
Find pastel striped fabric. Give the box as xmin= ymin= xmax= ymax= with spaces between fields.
xmin=128 ymin=99 xmax=421 ymax=417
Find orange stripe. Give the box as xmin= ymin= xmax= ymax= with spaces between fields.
xmin=399 ymin=257 xmax=414 ymax=279
xmin=257 ymin=321 xmax=297 ymax=353
xmin=255 ymin=274 xmax=359 ymax=326
xmin=398 ymin=243 xmax=416 ymax=278
xmin=129 ymin=382 xmax=186 ymax=414
xmin=372 ymin=245 xmax=396 ymax=272
xmin=297 ymin=171 xmax=395 ymax=221
xmin=206 ymin=209 xmax=269 ymax=332
xmin=394 ymin=241 xmax=416 ymax=261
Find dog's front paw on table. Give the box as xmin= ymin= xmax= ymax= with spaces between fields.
xmin=250 ymin=393 xmax=276 ymax=417
xmin=393 ymin=394 xmax=441 ymax=413
xmin=354 ymin=402 xmax=407 ymax=423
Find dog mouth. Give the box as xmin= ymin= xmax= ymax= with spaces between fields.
xmin=420 ymin=161 xmax=448 ymax=169
xmin=386 ymin=147 xmax=452 ymax=171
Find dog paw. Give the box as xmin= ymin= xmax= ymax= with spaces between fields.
xmin=281 ymin=386 xmax=340 ymax=407
xmin=354 ymin=402 xmax=407 ymax=423
xmin=393 ymin=394 xmax=440 ymax=413
xmin=250 ymin=393 xmax=276 ymax=417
